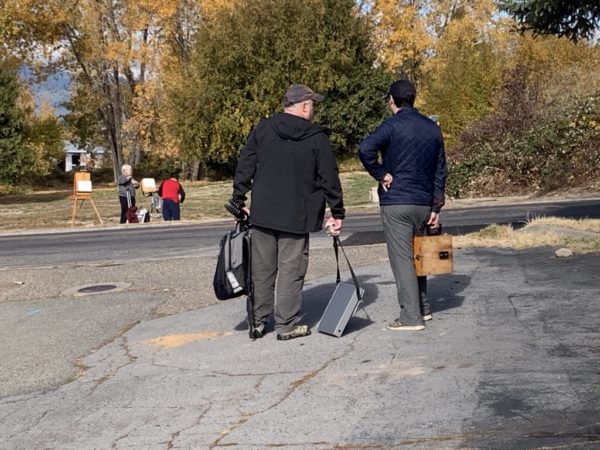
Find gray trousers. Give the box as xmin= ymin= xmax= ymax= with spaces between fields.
xmin=381 ymin=205 xmax=431 ymax=325
xmin=250 ymin=226 xmax=309 ymax=333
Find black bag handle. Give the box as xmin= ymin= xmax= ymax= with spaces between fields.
xmin=333 ymin=236 xmax=362 ymax=301
xmin=424 ymin=223 xmax=443 ymax=236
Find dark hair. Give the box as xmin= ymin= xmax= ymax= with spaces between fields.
xmin=391 ymin=94 xmax=415 ymax=108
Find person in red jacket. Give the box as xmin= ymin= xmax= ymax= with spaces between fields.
xmin=158 ymin=175 xmax=186 ymax=221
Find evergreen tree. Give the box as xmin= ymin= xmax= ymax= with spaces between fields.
xmin=0 ymin=67 xmax=25 ymax=184
xmin=501 ymin=0 xmax=600 ymax=42
xmin=179 ymin=0 xmax=391 ymax=168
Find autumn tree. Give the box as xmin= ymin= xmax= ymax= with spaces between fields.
xmin=0 ymin=62 xmax=64 ymax=185
xmin=159 ymin=0 xmax=208 ymax=180
xmin=417 ymin=0 xmax=502 ymax=143
xmin=370 ymin=0 xmax=432 ymax=81
xmin=1 ymin=0 xmax=186 ymax=181
xmin=22 ymin=102 xmax=65 ymax=181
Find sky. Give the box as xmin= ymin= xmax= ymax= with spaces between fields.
xmin=19 ymin=65 xmax=70 ymax=117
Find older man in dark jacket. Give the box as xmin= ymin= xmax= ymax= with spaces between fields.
xmin=230 ymin=84 xmax=345 ymax=340
xmin=359 ymin=79 xmax=447 ymax=331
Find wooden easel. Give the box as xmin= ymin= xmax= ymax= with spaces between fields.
xmin=70 ymin=171 xmax=104 ymax=226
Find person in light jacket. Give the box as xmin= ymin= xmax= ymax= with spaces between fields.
xmin=117 ymin=164 xmax=139 ymax=224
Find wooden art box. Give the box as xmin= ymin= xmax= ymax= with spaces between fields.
xmin=413 ymin=231 xmax=453 ymax=276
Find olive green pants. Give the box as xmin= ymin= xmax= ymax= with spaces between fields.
xmin=251 ymin=226 xmax=309 ymax=333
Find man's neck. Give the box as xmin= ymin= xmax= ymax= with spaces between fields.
xmin=392 ymin=105 xmax=413 ymax=114
xmin=283 ymin=108 xmax=310 ymax=121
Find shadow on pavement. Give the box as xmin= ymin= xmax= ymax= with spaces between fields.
xmin=428 ymin=274 xmax=470 ymax=314
xmin=233 ymin=275 xmax=378 ymax=336
xmin=303 ymin=275 xmax=378 ymax=334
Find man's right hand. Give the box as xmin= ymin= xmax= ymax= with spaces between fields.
xmin=225 ymin=199 xmax=248 ymax=220
xmin=325 ymin=217 xmax=343 ymax=236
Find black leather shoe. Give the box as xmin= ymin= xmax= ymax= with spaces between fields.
xmin=250 ymin=322 xmax=265 ymax=339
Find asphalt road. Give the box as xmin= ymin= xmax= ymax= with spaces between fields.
xmin=1 ymin=247 xmax=599 ymax=448
xmin=1 ymin=198 xmax=599 ymax=268
xmin=0 ymin=198 xmax=599 ymax=448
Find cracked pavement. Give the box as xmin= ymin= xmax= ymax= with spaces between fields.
xmin=0 ymin=246 xmax=599 ymax=449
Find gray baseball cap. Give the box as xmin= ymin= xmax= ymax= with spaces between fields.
xmin=283 ymin=84 xmax=324 ymax=106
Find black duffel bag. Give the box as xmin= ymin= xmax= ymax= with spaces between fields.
xmin=213 ymin=220 xmax=251 ymax=300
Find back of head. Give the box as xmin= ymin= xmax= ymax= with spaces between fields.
xmin=283 ymin=84 xmax=324 ymax=108
xmin=386 ymin=79 xmax=417 ymax=108
xmin=283 ymin=84 xmax=324 ymax=121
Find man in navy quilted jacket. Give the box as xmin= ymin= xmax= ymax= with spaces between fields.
xmin=359 ymin=79 xmax=447 ymax=331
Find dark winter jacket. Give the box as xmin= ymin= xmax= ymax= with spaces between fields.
xmin=358 ymin=107 xmax=447 ymax=213
xmin=232 ymin=112 xmax=345 ymax=234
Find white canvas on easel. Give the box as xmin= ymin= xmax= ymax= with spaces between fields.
xmin=76 ymin=180 xmax=92 ymax=193
xmin=70 ymin=172 xmax=103 ymax=226
xmin=141 ymin=178 xmax=157 ymax=194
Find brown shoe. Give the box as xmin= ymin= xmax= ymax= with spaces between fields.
xmin=276 ymin=325 xmax=311 ymax=341
xmin=387 ymin=320 xmax=425 ymax=331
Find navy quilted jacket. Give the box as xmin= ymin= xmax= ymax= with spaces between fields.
xmin=358 ymin=107 xmax=447 ymax=213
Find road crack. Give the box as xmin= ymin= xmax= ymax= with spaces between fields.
xmin=92 ymin=334 xmax=138 ymax=389
xmin=165 ymin=405 xmax=212 ymax=449
xmin=208 ymin=329 xmax=367 ymax=448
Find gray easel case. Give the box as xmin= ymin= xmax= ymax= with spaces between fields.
xmin=318 ymin=236 xmax=364 ymax=337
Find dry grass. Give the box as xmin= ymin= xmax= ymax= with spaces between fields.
xmin=0 ymin=173 xmax=378 ymax=231
xmin=454 ymin=218 xmax=600 ymax=253
xmin=524 ymin=217 xmax=600 ymax=233
xmin=1 ymin=175 xmax=598 ymax=255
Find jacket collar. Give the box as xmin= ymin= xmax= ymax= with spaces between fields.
xmin=395 ymin=106 xmax=417 ymax=115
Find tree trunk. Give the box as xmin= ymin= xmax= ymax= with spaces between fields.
xmin=101 ymin=105 xmax=123 ymax=182
xmin=190 ymin=161 xmax=200 ymax=181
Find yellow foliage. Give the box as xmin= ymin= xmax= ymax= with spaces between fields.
xmin=4 ymin=0 xmax=596 ymax=179
xmin=372 ymin=0 xmax=432 ymax=78
xmin=506 ymin=33 xmax=600 ymax=108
